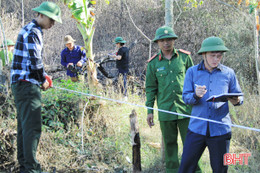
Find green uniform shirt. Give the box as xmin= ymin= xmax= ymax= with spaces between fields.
xmin=145 ymin=48 xmax=193 ymax=121
xmin=0 ymin=50 xmax=13 ymax=66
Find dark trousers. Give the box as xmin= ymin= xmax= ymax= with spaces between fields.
xmin=160 ymin=118 xmax=191 ymax=173
xmin=179 ymin=130 xmax=231 ymax=173
xmin=12 ymin=81 xmax=42 ymax=173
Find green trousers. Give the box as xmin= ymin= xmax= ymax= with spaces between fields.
xmin=12 ymin=81 xmax=42 ymax=173
xmin=160 ymin=118 xmax=201 ymax=173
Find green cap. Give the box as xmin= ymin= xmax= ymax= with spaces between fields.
xmin=32 ymin=1 xmax=62 ymax=23
xmin=1 ymin=39 xmax=15 ymax=48
xmin=153 ymin=26 xmax=178 ymax=42
xmin=198 ymin=36 xmax=229 ymax=54
xmin=114 ymin=37 xmax=126 ymax=44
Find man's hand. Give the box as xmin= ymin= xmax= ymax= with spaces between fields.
xmin=41 ymin=80 xmax=49 ymax=91
xmin=147 ymin=113 xmax=155 ymax=128
xmin=67 ymin=63 xmax=73 ymax=68
xmin=195 ymin=85 xmax=207 ymax=98
xmin=109 ymin=53 xmax=122 ymax=60
xmin=108 ymin=52 xmax=117 ymax=58
xmin=77 ymin=61 xmax=83 ymax=67
xmin=228 ymin=96 xmax=240 ymax=105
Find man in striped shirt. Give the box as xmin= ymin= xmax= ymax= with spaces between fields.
xmin=10 ymin=2 xmax=62 ymax=173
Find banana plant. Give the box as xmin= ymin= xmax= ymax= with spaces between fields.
xmin=63 ymin=0 xmax=109 ymax=87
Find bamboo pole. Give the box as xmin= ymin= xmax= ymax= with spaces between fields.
xmin=21 ymin=0 xmax=24 ymax=26
xmin=254 ymin=9 xmax=260 ymax=93
xmin=165 ymin=0 xmax=174 ymax=28
xmin=0 ymin=16 xmax=8 ymax=67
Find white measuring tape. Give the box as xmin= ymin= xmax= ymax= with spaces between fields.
xmin=54 ymin=86 xmax=260 ymax=132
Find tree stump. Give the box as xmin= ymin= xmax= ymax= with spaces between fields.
xmin=129 ymin=109 xmax=141 ymax=172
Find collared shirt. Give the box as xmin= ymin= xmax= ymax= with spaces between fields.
xmin=145 ymin=49 xmax=193 ymax=121
xmin=182 ymin=60 xmax=243 ymax=137
xmin=10 ymin=19 xmax=46 ymax=85
xmin=61 ymin=45 xmax=87 ymax=77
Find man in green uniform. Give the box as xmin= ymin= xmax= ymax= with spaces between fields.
xmin=145 ymin=26 xmax=200 ymax=173
xmin=0 ymin=39 xmax=15 ymax=93
xmin=0 ymin=39 xmax=15 ymax=67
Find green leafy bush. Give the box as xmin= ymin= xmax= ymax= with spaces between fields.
xmin=41 ymin=79 xmax=89 ymax=131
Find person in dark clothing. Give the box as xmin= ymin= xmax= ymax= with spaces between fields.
xmin=109 ymin=37 xmax=129 ymax=99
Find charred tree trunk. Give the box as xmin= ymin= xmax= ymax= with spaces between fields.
xmin=133 ymin=133 xmax=141 ymax=172
xmin=129 ymin=109 xmax=141 ymax=172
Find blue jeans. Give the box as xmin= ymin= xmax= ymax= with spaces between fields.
xmin=179 ymin=129 xmax=231 ymax=173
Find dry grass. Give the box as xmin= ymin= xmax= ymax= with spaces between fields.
xmin=0 ymin=79 xmax=260 ymax=173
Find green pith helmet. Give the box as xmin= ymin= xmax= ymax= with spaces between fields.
xmin=114 ymin=37 xmax=126 ymax=44
xmin=32 ymin=1 xmax=62 ymax=23
xmin=198 ymin=36 xmax=229 ymax=54
xmin=1 ymin=39 xmax=15 ymax=48
xmin=153 ymin=26 xmax=178 ymax=42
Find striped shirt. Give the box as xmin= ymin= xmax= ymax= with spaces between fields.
xmin=11 ymin=19 xmax=46 ymax=85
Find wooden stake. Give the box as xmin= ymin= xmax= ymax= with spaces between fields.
xmin=129 ymin=109 xmax=141 ymax=172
